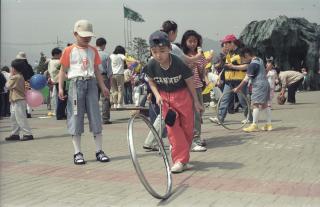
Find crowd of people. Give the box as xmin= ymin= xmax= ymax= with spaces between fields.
xmin=0 ymin=19 xmax=309 ymax=173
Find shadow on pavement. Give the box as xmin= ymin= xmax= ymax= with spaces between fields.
xmin=205 ymin=134 xmax=253 ymax=149
xmin=271 ymin=126 xmax=296 ymax=131
xmin=189 ymin=160 xmax=244 ymax=171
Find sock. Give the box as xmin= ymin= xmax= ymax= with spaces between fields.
xmin=72 ymin=135 xmax=81 ymax=154
xmin=252 ymin=108 xmax=259 ymax=124
xmin=94 ymin=133 xmax=103 ymax=152
xmin=266 ymin=107 xmax=272 ymax=124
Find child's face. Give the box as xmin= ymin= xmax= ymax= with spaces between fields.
xmin=74 ymin=32 xmax=92 ymax=47
xmin=150 ymin=46 xmax=171 ymax=64
xmin=186 ymin=36 xmax=198 ymax=52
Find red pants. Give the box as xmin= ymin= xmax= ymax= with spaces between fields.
xmin=160 ymin=88 xmax=194 ymax=164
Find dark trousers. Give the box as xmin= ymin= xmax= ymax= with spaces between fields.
xmin=123 ymin=82 xmax=133 ymax=104
xmin=56 ymin=84 xmax=67 ymax=119
xmin=98 ymin=77 xmax=111 ymax=121
xmin=288 ymin=78 xmax=303 ymax=103
xmin=0 ymin=92 xmax=10 ymax=117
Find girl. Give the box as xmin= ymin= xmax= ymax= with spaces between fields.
xmin=146 ymin=30 xmax=204 ymax=173
xmin=234 ymin=48 xmax=271 ymax=132
xmin=264 ymin=58 xmax=277 ymax=130
xmin=161 ymin=20 xmax=211 ymax=64
xmin=181 ymin=30 xmax=208 ymax=149
xmin=110 ymin=45 xmax=126 ymax=108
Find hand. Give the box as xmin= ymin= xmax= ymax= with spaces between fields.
xmin=224 ymin=63 xmax=233 ymax=69
xmin=194 ymin=100 xmax=204 ymax=113
xmin=102 ymin=86 xmax=109 ymax=98
xmin=155 ymin=94 xmax=163 ymax=106
xmin=58 ymin=89 xmax=67 ymax=100
xmin=147 ymin=93 xmax=152 ymax=103
xmin=233 ymin=87 xmax=240 ymax=93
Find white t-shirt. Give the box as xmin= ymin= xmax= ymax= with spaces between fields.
xmin=267 ymin=69 xmax=277 ymax=89
xmin=48 ymin=59 xmax=61 ymax=83
xmin=60 ymin=44 xmax=101 ymax=79
xmin=110 ymin=54 xmax=126 ymax=75
xmin=171 ymin=43 xmax=186 ymax=63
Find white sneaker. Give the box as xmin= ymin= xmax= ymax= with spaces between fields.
xmin=171 ymin=162 xmax=190 ymax=173
xmin=209 ymin=117 xmax=220 ymax=124
xmin=241 ymin=119 xmax=249 ymax=124
xmin=113 ymin=104 xmax=117 ymax=108
xmin=191 ymin=143 xmax=207 ymax=152
xmin=117 ymin=104 xmax=122 ymax=108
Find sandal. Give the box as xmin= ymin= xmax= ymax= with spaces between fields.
xmin=96 ymin=150 xmax=110 ymax=162
xmin=74 ymin=152 xmax=85 ymax=165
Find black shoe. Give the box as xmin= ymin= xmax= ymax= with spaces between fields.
xmin=96 ymin=150 xmax=110 ymax=162
xmin=143 ymin=145 xmax=159 ymax=151
xmin=21 ymin=135 xmax=34 ymax=141
xmin=26 ymin=113 xmax=32 ymax=118
xmin=5 ymin=134 xmax=20 ymax=141
xmin=103 ymin=120 xmax=112 ymax=124
xmin=74 ymin=152 xmax=86 ymax=165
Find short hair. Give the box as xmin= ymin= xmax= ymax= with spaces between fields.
xmin=96 ymin=37 xmax=107 ymax=46
xmin=11 ymin=59 xmax=26 ymax=74
xmin=51 ymin=47 xmax=62 ymax=56
xmin=113 ymin=45 xmax=126 ymax=55
xmin=239 ymin=47 xmax=255 ymax=57
xmin=161 ymin=20 xmax=178 ymax=34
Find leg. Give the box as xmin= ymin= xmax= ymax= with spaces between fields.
xmin=14 ymin=100 xmax=32 ymax=136
xmin=218 ymin=83 xmax=233 ymax=121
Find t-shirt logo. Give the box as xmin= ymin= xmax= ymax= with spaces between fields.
xmin=82 ymin=57 xmax=89 ymax=70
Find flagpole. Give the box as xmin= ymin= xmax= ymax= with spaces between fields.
xmin=126 ymin=18 xmax=130 ymax=49
xmin=130 ymin=20 xmax=132 ymax=45
xmin=123 ymin=4 xmax=127 ymax=48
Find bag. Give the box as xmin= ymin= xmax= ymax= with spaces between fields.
xmin=277 ymin=94 xmax=286 ymax=105
xmin=165 ymin=108 xmax=176 ymax=127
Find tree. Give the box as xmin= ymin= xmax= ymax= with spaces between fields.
xmin=127 ymin=37 xmax=149 ymax=65
xmin=35 ymin=52 xmax=48 ymax=74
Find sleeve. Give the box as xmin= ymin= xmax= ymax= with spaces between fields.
xmin=60 ymin=47 xmax=71 ymax=68
xmin=93 ymin=48 xmax=102 ymax=66
xmin=120 ymin=54 xmax=126 ymax=60
xmin=247 ymin=63 xmax=259 ymax=78
xmin=6 ymin=75 xmax=17 ymax=90
xmin=144 ymin=62 xmax=154 ymax=79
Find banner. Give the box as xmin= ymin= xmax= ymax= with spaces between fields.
xmin=124 ymin=6 xmax=145 ymax=22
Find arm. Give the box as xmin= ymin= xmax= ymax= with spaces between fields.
xmin=95 ymin=65 xmax=109 ymax=97
xmin=147 ymin=78 xmax=162 ymax=105
xmin=58 ymin=65 xmax=66 ymax=100
xmin=225 ymin=63 xmax=248 ymax=71
xmin=185 ymin=77 xmax=204 ymax=113
xmin=234 ymin=75 xmax=249 ymax=93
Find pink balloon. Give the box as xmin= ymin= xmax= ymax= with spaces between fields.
xmin=25 ymin=90 xmax=44 ymax=107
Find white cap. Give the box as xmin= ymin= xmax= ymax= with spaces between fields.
xmin=16 ymin=51 xmax=27 ymax=59
xmin=73 ymin=20 xmax=94 ymax=37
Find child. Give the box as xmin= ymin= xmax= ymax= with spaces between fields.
xmin=110 ymin=45 xmax=126 ymax=108
xmin=265 ymin=58 xmax=277 ymax=110
xmin=5 ymin=59 xmax=33 ymax=141
xmin=145 ymin=30 xmax=204 ymax=173
xmin=181 ymin=30 xmax=208 ymax=150
xmin=58 ymin=19 xmax=110 ymax=165
xmin=234 ymin=48 xmax=271 ymax=132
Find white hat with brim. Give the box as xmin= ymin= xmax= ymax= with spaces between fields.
xmin=16 ymin=51 xmax=27 ymax=59
xmin=74 ymin=20 xmax=95 ymax=37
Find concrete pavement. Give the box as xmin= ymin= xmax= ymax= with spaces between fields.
xmin=0 ymin=91 xmax=320 ymax=207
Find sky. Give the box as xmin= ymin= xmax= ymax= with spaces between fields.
xmin=1 ymin=0 xmax=320 ymax=67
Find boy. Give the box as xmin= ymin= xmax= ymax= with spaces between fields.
xmin=96 ymin=37 xmax=113 ymax=124
xmin=58 ymin=20 xmax=110 ymax=165
xmin=234 ymin=48 xmax=271 ymax=132
xmin=5 ymin=59 xmax=34 ymax=141
xmin=48 ymin=47 xmax=67 ymax=120
xmin=145 ymin=30 xmax=203 ymax=173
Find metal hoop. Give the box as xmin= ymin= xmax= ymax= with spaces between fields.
xmin=216 ymin=90 xmax=251 ymax=130
xmin=127 ymin=113 xmax=172 ymax=199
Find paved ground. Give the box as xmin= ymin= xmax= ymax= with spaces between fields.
xmin=1 ymin=91 xmax=320 ymax=207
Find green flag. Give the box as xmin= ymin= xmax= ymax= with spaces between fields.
xmin=124 ymin=6 xmax=145 ymax=22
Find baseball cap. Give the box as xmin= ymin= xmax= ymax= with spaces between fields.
xmin=149 ymin=30 xmax=170 ymax=48
xmin=266 ymin=56 xmax=274 ymax=62
xmin=221 ymin=34 xmax=237 ymax=43
xmin=16 ymin=51 xmax=27 ymax=59
xmin=73 ymin=20 xmax=94 ymax=37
